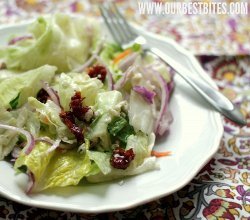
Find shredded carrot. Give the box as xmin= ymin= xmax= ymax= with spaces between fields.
xmin=113 ymin=48 xmax=132 ymax=64
xmin=151 ymin=150 xmax=172 ymax=158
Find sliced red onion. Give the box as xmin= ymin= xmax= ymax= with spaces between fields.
xmin=73 ymin=39 xmax=105 ymax=73
xmin=167 ymin=79 xmax=174 ymax=93
xmin=153 ymin=72 xmax=168 ymax=135
xmin=35 ymin=137 xmax=54 ymax=145
xmin=58 ymin=143 xmax=75 ymax=150
xmin=41 ymin=81 xmax=62 ymax=108
xmin=11 ymin=146 xmax=22 ymax=159
xmin=46 ymin=139 xmax=61 ymax=153
xmin=157 ymin=109 xmax=173 ymax=135
xmin=154 ymin=71 xmax=174 ymax=135
xmin=0 ymin=124 xmax=35 ymax=155
xmin=106 ymin=66 xmax=114 ymax=91
xmin=36 ymin=137 xmax=74 ymax=151
xmin=36 ymin=137 xmax=61 ymax=154
xmin=118 ymin=52 xmax=139 ymax=72
xmin=169 ymin=67 xmax=175 ymax=77
xmin=93 ymin=54 xmax=114 ymax=90
xmin=8 ymin=35 xmax=33 ymax=45
xmin=74 ymin=54 xmax=97 ymax=73
xmin=114 ymin=65 xmax=135 ymax=90
xmin=142 ymin=67 xmax=173 ymax=136
xmin=133 ymin=86 xmax=156 ymax=104
xmin=145 ymin=60 xmax=161 ymax=69
xmin=26 ymin=171 xmax=35 ymax=194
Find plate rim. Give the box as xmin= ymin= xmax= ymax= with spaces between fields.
xmin=0 ymin=17 xmax=224 ymax=213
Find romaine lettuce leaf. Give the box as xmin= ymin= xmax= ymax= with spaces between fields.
xmin=0 ymin=65 xmax=56 ymax=109
xmin=14 ymin=142 xmax=54 ymax=185
xmin=2 ymin=14 xmax=100 ymax=72
xmin=38 ymin=149 xmax=91 ymax=191
xmin=15 ymin=142 xmax=92 ymax=192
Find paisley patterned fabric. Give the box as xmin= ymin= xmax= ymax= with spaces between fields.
xmin=0 ymin=0 xmax=249 ymax=219
xmin=0 ymin=0 xmax=249 ymax=55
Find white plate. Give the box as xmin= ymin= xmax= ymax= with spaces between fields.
xmin=0 ymin=17 xmax=223 ymax=213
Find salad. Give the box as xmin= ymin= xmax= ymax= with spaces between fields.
xmin=0 ymin=14 xmax=174 ymax=193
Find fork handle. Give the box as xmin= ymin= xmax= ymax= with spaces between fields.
xmin=146 ymin=47 xmax=246 ymax=126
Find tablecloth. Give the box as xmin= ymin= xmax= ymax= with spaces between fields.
xmin=0 ymin=0 xmax=249 ymax=219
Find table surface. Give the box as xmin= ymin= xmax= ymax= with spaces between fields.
xmin=0 ymin=1 xmax=249 ymax=219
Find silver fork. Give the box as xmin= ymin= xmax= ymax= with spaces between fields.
xmin=99 ymin=3 xmax=246 ymax=126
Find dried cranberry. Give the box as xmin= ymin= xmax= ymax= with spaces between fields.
xmin=60 ymin=111 xmax=75 ymax=123
xmin=0 ymin=62 xmax=6 ymax=70
xmin=37 ymin=89 xmax=49 ymax=103
xmin=110 ymin=147 xmax=135 ymax=170
xmin=60 ymin=111 xmax=84 ymax=143
xmin=88 ymin=65 xmax=107 ymax=82
xmin=70 ymin=91 xmax=90 ymax=122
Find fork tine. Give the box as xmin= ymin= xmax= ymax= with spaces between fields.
xmin=99 ymin=5 xmax=122 ymax=45
xmin=105 ymin=4 xmax=131 ymax=44
xmin=111 ymin=3 xmax=137 ymax=39
xmin=100 ymin=4 xmax=130 ymax=45
xmin=107 ymin=3 xmax=134 ymax=43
